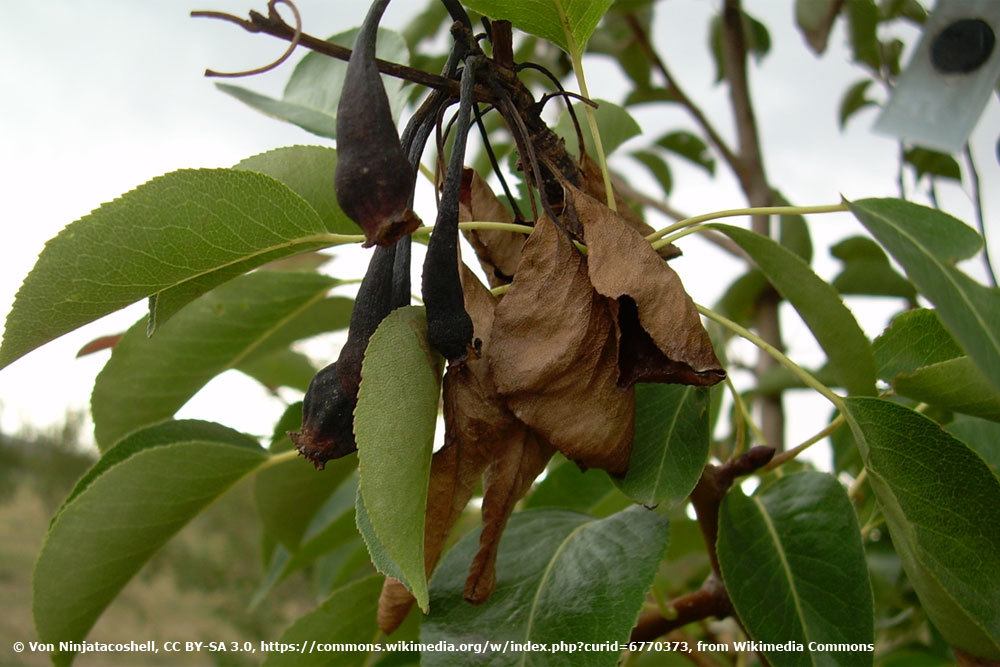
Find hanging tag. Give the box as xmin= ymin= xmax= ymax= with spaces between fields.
xmin=874 ymin=0 xmax=1000 ymax=153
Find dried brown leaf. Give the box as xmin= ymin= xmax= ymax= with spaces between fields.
xmin=488 ymin=217 xmax=634 ymax=475
xmin=569 ymin=184 xmax=725 ymax=388
xmin=458 ymin=169 xmax=526 ymax=286
xmin=76 ymin=333 xmax=123 ymax=358
xmin=580 ymin=154 xmax=681 ymax=260
xmin=464 ymin=427 xmax=554 ymax=603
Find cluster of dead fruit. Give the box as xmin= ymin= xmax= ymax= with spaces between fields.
xmin=288 ymin=0 xmax=726 ymax=634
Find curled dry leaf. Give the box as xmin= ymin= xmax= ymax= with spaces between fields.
xmin=580 ymin=154 xmax=680 ymax=260
xmin=488 ymin=217 xmax=634 ymax=476
xmin=569 ymin=184 xmax=725 ymax=389
xmin=458 ymin=169 xmax=526 ymax=287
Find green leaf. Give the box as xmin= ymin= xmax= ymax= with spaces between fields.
xmin=795 ymin=0 xmax=842 ymax=54
xmin=422 ymin=507 xmax=669 ymax=665
xmin=264 ymin=576 xmax=383 ymax=667
xmin=712 ymin=224 xmax=877 ymax=396
xmin=234 ymin=145 xmax=359 ymax=235
xmin=556 ymin=99 xmax=641 ymax=157
xmin=630 ymin=150 xmax=672 ymax=196
xmin=847 ymin=0 xmax=881 ymax=71
xmin=614 ymin=385 xmax=709 ymax=507
xmin=894 ymin=357 xmax=1000 ymax=422
xmin=831 ymin=236 xmax=916 ymax=300
xmin=839 ymin=79 xmax=877 ymax=129
xmin=237 ymin=348 xmax=317 ymax=392
xmin=525 ymin=456 xmax=630 ymax=517
xmin=34 ymin=421 xmax=267 ymax=666
xmin=848 ymin=199 xmax=1000 ymax=393
xmin=218 ymin=28 xmax=409 ymax=140
xmin=904 ymin=147 xmax=962 ymax=182
xmin=844 ymin=397 xmax=1000 ymax=659
xmin=255 ymin=402 xmax=357 ymax=550
xmin=459 ymin=0 xmax=615 ymax=54
xmin=355 ymin=306 xmax=442 ymax=611
xmin=710 ymin=9 xmax=771 ymax=83
xmin=773 ymin=190 xmax=813 ymax=263
xmin=588 ymin=6 xmax=653 ymax=89
xmin=947 ymin=415 xmax=1000 ymax=474
xmin=715 ymin=270 xmax=768 ymax=327
xmin=0 ymin=168 xmax=340 ymax=369
xmin=624 ymin=87 xmax=683 ymax=106
xmin=654 ymin=130 xmax=715 ymax=175
xmin=403 ymin=2 xmax=448 ymax=48
xmin=874 ymin=309 xmax=963 ymax=380
xmin=91 ymin=271 xmax=337 ymax=449
xmin=719 ymin=471 xmax=873 ymax=666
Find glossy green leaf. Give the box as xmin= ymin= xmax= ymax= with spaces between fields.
xmin=844 ymin=397 xmax=1000 ymax=659
xmin=795 ymin=0 xmax=842 ymax=54
xmin=904 ymin=147 xmax=962 ymax=182
xmin=91 ymin=271 xmax=336 ymax=449
xmin=848 ymin=199 xmax=1000 ymax=393
xmin=712 ymin=224 xmax=877 ymax=396
xmin=34 ymin=421 xmax=267 ymax=666
xmin=718 ymin=471 xmax=874 ymax=666
xmin=0 ymin=168 xmax=343 ymax=368
xmin=355 ymin=306 xmax=442 ymax=611
xmin=556 ymin=98 xmax=640 ymax=156
xmin=630 ymin=150 xmax=672 ymax=196
xmin=831 ymin=236 xmax=915 ymax=299
xmin=894 ymin=357 xmax=1000 ymax=422
xmin=614 ymin=385 xmax=709 ymax=507
xmin=655 ymin=130 xmax=715 ymax=175
xmin=947 ymin=415 xmax=1000 ymax=474
xmin=422 ymin=507 xmax=669 ymax=665
xmin=710 ymin=9 xmax=771 ymax=82
xmin=234 ymin=145 xmax=359 ymax=235
xmin=264 ymin=576 xmax=383 ymax=667
xmin=525 ymin=456 xmax=630 ymax=517
xmin=237 ymin=348 xmax=317 ymax=392
xmin=839 ymin=79 xmax=877 ymax=129
xmin=459 ymin=0 xmax=615 ymax=54
xmin=218 ymin=28 xmax=409 ymax=140
xmin=847 ymin=0 xmax=881 ymax=71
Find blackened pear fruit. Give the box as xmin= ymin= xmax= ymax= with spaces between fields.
xmin=335 ymin=0 xmax=420 ymax=247
xmin=291 ymin=243 xmax=397 ymax=468
xmin=423 ymin=60 xmax=477 ymax=363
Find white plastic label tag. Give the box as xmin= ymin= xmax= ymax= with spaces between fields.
xmin=874 ymin=0 xmax=1000 ymax=153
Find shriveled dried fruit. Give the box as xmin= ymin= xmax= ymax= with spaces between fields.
xmin=290 ymin=243 xmax=397 ymax=468
xmin=423 ymin=60 xmax=477 ymax=362
xmin=458 ymin=169 xmax=525 ymax=287
xmin=488 ymin=217 xmax=634 ymax=475
xmin=568 ymin=184 xmax=726 ymax=388
xmin=334 ymin=0 xmax=420 ymax=247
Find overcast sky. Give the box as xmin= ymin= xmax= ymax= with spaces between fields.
xmin=1 ymin=1 xmax=997 ymax=467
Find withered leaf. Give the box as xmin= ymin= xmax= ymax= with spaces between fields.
xmin=580 ymin=154 xmax=680 ymax=260
xmin=488 ymin=217 xmax=634 ymax=476
xmin=465 ymin=427 xmax=554 ymax=603
xmin=569 ymin=184 xmax=725 ymax=389
xmin=458 ymin=169 xmax=526 ymax=287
